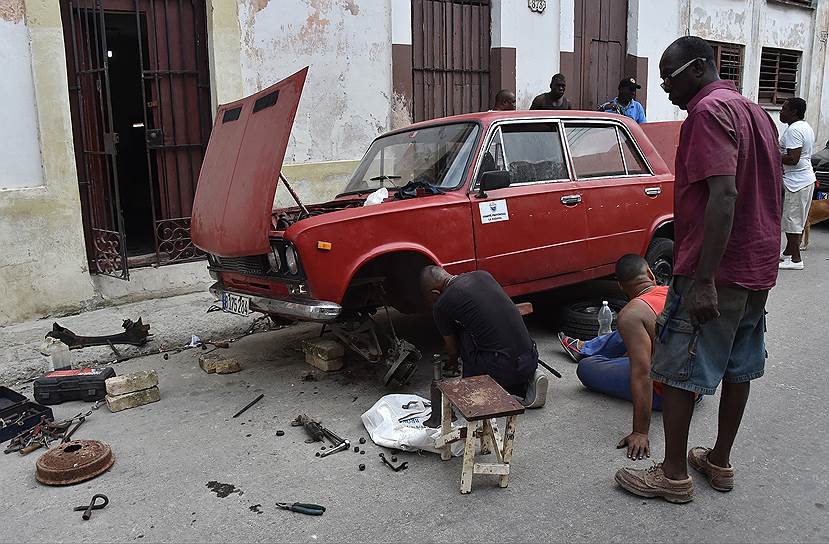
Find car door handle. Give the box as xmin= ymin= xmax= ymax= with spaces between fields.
xmin=644 ymin=187 xmax=662 ymax=197
xmin=560 ymin=194 xmax=582 ymax=206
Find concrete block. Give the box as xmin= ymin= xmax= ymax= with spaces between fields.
xmin=199 ymin=355 xmax=217 ymax=374
xmin=302 ymin=338 xmax=345 ymax=361
xmin=105 ymin=369 xmax=159 ymax=396
xmin=214 ymin=358 xmax=241 ymax=374
xmin=106 ymin=386 xmax=161 ymax=412
xmin=305 ymin=352 xmax=343 ymax=372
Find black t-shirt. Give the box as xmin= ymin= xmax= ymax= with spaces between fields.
xmin=433 ymin=271 xmax=533 ymax=358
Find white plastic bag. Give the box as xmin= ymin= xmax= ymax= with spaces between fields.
xmin=361 ymin=394 xmax=464 ymax=456
xmin=362 ymin=187 xmax=388 ymax=206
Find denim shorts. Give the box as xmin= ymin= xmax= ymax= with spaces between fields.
xmin=650 ymin=276 xmax=768 ymax=395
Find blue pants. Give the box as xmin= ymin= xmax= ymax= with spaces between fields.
xmin=576 ymin=331 xmax=663 ymax=411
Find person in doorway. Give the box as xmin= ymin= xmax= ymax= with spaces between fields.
xmin=419 ymin=266 xmax=548 ymax=408
xmin=779 ymin=97 xmax=816 ymax=270
xmin=614 ymin=36 xmax=781 ymax=504
xmin=558 ymin=255 xmax=670 ymax=461
xmin=492 ymin=89 xmax=516 ymax=111
xmin=599 ymin=78 xmax=647 ymax=124
xmin=530 ymin=74 xmax=571 ymax=110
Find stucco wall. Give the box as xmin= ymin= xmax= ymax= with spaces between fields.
xmin=237 ymin=0 xmax=393 ymax=165
xmin=0 ymin=2 xmax=42 ymax=189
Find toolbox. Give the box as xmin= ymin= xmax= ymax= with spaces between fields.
xmin=33 ymin=367 xmax=116 ymax=405
xmin=0 ymin=387 xmax=54 ymax=444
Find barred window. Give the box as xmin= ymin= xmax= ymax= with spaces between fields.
xmin=758 ymin=47 xmax=801 ymax=105
xmin=707 ymin=41 xmax=744 ymax=92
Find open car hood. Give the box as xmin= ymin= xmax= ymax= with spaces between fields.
xmin=191 ymin=68 xmax=308 ymax=256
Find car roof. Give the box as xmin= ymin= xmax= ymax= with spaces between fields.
xmin=401 ymin=109 xmax=628 ymax=131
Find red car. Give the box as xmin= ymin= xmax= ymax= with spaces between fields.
xmin=191 ymin=69 xmax=680 ymax=384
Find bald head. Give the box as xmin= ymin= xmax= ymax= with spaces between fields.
xmin=659 ymin=36 xmax=719 ymax=110
xmin=420 ymin=265 xmax=453 ymax=304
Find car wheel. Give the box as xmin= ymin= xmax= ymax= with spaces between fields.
xmin=645 ymin=237 xmax=674 ymax=286
xmin=559 ymin=298 xmax=627 ymax=341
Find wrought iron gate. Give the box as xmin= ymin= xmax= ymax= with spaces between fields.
xmin=411 ymin=0 xmax=491 ymax=122
xmin=62 ymin=0 xmax=211 ymax=278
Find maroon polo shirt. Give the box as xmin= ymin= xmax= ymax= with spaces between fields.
xmin=673 ymin=80 xmax=782 ymax=290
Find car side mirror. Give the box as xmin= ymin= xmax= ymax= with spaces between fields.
xmin=475 ymin=170 xmax=511 ymax=199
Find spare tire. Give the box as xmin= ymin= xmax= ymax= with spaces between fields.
xmin=559 ymin=298 xmax=627 ymax=340
xmin=645 ymin=237 xmax=674 ymax=286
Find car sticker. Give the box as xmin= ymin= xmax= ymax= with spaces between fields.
xmin=479 ymin=199 xmax=509 ymax=224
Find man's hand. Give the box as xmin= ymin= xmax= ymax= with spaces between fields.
xmin=617 ymin=432 xmax=650 ymax=460
xmin=687 ymin=280 xmax=720 ymax=326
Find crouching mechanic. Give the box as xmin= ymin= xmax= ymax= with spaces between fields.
xmin=419 ymin=266 xmax=548 ymax=408
xmin=558 ymin=255 xmax=697 ymax=459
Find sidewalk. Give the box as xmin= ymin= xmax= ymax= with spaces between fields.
xmin=0 ymin=292 xmax=272 ymax=386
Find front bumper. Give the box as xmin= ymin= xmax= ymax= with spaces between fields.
xmin=209 ymin=282 xmax=342 ymax=323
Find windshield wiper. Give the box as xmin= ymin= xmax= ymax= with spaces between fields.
xmin=369 ymin=175 xmax=402 ymax=187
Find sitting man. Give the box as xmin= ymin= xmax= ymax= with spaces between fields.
xmin=420 ymin=266 xmax=548 ymax=408
xmin=558 ymin=254 xmax=684 ymax=459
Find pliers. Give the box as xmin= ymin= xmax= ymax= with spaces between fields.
xmin=275 ymin=502 xmax=326 ymax=516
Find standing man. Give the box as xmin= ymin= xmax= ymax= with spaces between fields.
xmin=778 ymin=97 xmax=816 ymax=270
xmin=492 ymin=89 xmax=517 ymax=111
xmin=599 ymin=78 xmax=647 ymax=124
xmin=614 ymin=36 xmax=782 ymax=504
xmin=419 ymin=266 xmax=548 ymax=408
xmin=530 ymin=74 xmax=571 ymax=110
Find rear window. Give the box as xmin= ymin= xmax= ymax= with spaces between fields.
xmin=565 ymin=125 xmax=626 ymax=179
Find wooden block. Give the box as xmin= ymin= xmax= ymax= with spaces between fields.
xmin=302 ymin=338 xmax=345 ymax=361
xmin=473 ymin=463 xmax=510 ymax=475
xmin=105 ymin=370 xmax=158 ymax=396
xmin=304 ymin=352 xmax=343 ymax=372
xmin=106 ymin=386 xmax=161 ymax=412
xmin=516 ymin=302 xmax=534 ymax=316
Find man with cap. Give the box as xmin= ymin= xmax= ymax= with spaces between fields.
xmin=599 ymin=78 xmax=647 ymax=124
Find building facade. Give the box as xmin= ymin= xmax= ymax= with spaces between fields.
xmin=0 ymin=0 xmax=827 ymax=325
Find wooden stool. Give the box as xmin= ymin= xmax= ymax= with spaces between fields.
xmin=434 ymin=375 xmax=525 ymax=494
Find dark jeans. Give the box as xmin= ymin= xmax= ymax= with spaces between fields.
xmin=458 ymin=331 xmax=538 ymax=396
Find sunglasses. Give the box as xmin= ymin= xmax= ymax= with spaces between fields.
xmin=660 ymin=57 xmax=707 ymax=91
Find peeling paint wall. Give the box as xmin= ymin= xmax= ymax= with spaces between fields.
xmin=0 ymin=0 xmax=43 ymax=189
xmin=237 ymin=0 xmax=392 ymax=165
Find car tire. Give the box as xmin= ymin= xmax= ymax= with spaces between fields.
xmin=645 ymin=237 xmax=674 ymax=286
xmin=559 ymin=298 xmax=627 ymax=341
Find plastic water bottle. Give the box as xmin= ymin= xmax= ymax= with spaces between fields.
xmin=597 ymin=300 xmax=613 ymax=336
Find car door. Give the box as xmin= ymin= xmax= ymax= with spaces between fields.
xmin=470 ymin=121 xmax=588 ymax=287
xmin=563 ymin=121 xmax=662 ymax=270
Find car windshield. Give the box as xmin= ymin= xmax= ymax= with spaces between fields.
xmin=341 ymin=123 xmax=480 ymax=195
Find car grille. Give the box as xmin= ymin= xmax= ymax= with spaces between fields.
xmin=213 ymin=255 xmax=269 ymax=276
xmin=815 ymin=170 xmax=829 ymax=189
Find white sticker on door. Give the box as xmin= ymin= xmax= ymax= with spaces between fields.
xmin=479 ymin=199 xmax=509 ymax=224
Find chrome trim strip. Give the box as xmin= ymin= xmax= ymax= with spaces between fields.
xmin=209 ymin=282 xmax=342 ymax=323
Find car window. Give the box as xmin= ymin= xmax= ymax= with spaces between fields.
xmin=618 ymin=129 xmax=650 ymax=175
xmin=478 ymin=123 xmax=568 ymax=184
xmin=565 ymin=124 xmax=626 ymax=179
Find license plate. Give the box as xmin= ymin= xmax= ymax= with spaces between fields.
xmin=222 ymin=293 xmax=250 ymax=316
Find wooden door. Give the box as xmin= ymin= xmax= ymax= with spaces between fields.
xmin=573 ymin=0 xmax=628 ymax=110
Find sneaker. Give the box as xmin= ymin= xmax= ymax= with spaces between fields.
xmin=688 ymin=447 xmax=734 ymax=492
xmin=614 ymin=463 xmax=694 ymax=504
xmin=519 ymin=369 xmax=548 ymax=409
xmin=779 ymin=258 xmax=804 ymax=270
xmin=557 ymin=332 xmax=584 ymax=363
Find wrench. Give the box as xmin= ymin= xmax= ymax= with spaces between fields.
xmin=318 ymin=439 xmax=350 ymax=458
xmin=379 ymin=452 xmax=408 ymax=472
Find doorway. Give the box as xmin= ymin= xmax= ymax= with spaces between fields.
xmin=61 ymin=0 xmax=212 ymax=278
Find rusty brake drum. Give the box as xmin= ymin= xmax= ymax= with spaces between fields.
xmin=36 ymin=440 xmax=115 ymax=486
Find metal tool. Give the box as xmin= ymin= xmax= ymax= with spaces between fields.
xmin=275 ymin=502 xmax=325 ymax=516
xmin=536 ymin=359 xmax=562 ymax=379
xmin=46 ymin=318 xmax=151 ymax=349
xmin=423 ymin=354 xmax=444 ymax=428
xmin=379 ymin=452 xmax=408 ymax=472
xmin=73 ymin=494 xmax=109 ymax=520
xmin=319 ymin=439 xmax=350 ymax=457
xmin=232 ymin=394 xmax=264 ymax=418
xmin=62 ymin=417 xmax=86 ymax=443
xmin=291 ymin=414 xmax=326 ymax=443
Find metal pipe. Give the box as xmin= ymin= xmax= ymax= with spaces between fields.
xmin=279 ymin=173 xmax=310 ymax=216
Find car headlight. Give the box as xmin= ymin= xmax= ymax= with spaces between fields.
xmin=267 ymin=247 xmax=282 ymax=273
xmin=285 ymin=246 xmax=298 ymax=275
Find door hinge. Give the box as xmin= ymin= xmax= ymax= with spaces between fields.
xmin=103 ymin=132 xmax=119 ymax=155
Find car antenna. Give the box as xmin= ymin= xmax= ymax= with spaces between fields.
xmin=279 ymin=172 xmax=310 ymax=216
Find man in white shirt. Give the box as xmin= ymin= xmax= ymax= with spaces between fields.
xmin=779 ymin=97 xmax=816 ymax=270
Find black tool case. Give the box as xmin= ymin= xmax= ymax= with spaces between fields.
xmin=0 ymin=387 xmax=54 ymax=444
xmin=33 ymin=367 xmax=116 ymax=405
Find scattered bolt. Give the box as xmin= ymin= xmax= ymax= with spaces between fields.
xmin=354 ymin=446 xmax=359 ymax=452
xmin=358 ymin=464 xmax=366 ymax=471
xmin=246 ymin=434 xmax=252 ymax=437
xmin=315 ymin=452 xmax=321 ymax=457
xmin=358 ymin=437 xmax=366 ymax=445
xmin=163 ymin=353 xmax=169 ymax=360
xmin=276 ymin=430 xmax=285 ymax=437
xmin=321 ymin=446 xmax=326 ymax=450
xmin=360 ymin=450 xmax=365 ymax=455
xmin=391 ymin=456 xmax=398 ymax=463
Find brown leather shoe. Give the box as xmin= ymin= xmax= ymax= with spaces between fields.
xmin=615 ymin=463 xmax=694 ymax=503
xmin=688 ymin=447 xmax=734 ymax=492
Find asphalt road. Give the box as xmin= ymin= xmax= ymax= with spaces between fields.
xmin=2 ymin=225 xmax=828 ymax=543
